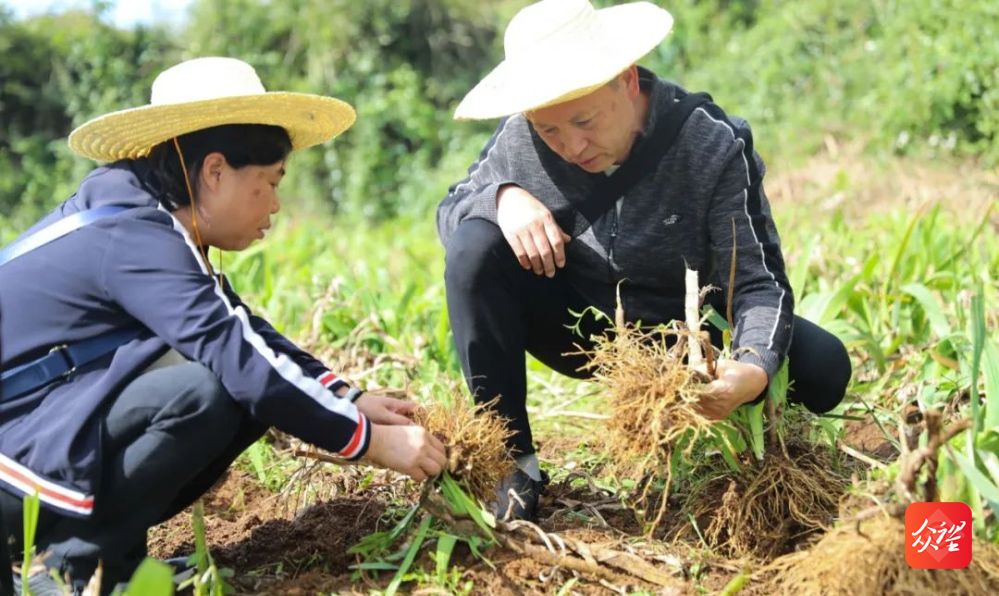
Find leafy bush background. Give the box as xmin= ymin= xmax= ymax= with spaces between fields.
xmin=1 ymin=0 xmax=996 ymax=225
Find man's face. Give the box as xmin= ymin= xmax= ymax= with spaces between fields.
xmin=527 ymin=67 xmax=645 ymax=173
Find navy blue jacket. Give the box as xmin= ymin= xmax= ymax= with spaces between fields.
xmin=0 ymin=160 xmax=370 ymax=517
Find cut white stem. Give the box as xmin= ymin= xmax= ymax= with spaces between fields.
xmin=685 ymin=267 xmax=703 ymax=369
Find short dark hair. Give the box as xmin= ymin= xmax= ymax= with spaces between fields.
xmin=146 ymin=124 xmax=292 ymax=210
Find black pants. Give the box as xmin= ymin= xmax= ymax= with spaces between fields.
xmin=0 ymin=362 xmax=265 ymax=594
xmin=444 ymin=220 xmax=852 ymax=456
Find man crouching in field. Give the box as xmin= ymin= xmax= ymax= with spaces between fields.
xmin=435 ymin=0 xmax=852 ymax=521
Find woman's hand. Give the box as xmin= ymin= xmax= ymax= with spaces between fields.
xmin=697 ymin=359 xmax=768 ymax=420
xmin=353 ymin=393 xmax=419 ymax=426
xmin=363 ymin=424 xmax=448 ymax=481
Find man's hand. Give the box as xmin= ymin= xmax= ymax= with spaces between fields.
xmin=363 ymin=424 xmax=448 ymax=481
xmin=353 ymin=393 xmax=418 ymax=425
xmin=496 ymin=184 xmax=571 ymax=277
xmin=697 ymin=359 xmax=769 ymax=420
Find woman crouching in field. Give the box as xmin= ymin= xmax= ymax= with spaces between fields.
xmin=0 ymin=57 xmax=446 ymax=595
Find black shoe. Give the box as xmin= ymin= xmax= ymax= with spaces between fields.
xmin=12 ymin=569 xmax=70 ymax=596
xmin=163 ymin=555 xmax=197 ymax=584
xmin=493 ymin=469 xmax=550 ymax=522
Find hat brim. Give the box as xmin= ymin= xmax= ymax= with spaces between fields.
xmin=454 ymin=3 xmax=673 ymax=120
xmin=68 ymin=92 xmax=356 ymax=162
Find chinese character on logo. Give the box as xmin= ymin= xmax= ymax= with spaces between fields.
xmin=905 ymin=502 xmax=972 ymax=569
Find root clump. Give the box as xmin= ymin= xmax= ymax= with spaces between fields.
xmin=765 ymin=514 xmax=999 ymax=595
xmin=673 ymin=442 xmax=850 ymax=559
xmin=415 ymin=396 xmax=515 ymax=504
xmin=581 ymin=319 xmax=714 ymax=530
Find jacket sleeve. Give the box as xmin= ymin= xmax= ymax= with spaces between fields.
xmin=436 ymin=117 xmax=518 ymax=247
xmin=220 ymin=278 xmax=350 ymax=392
xmin=101 ymin=214 xmax=369 ymax=459
xmin=707 ymin=132 xmax=794 ymax=381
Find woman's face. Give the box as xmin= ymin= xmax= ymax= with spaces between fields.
xmin=195 ymin=153 xmax=284 ymax=251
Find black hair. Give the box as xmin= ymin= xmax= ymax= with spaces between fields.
xmin=146 ymin=124 xmax=292 ymax=210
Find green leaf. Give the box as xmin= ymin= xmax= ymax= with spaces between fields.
xmin=385 ymin=514 xmax=432 ymax=596
xmin=123 ymin=558 xmax=174 ymax=596
xmin=556 ymin=577 xmax=580 ymax=596
xmin=21 ymin=491 xmax=40 ymax=585
xmin=983 ymin=340 xmax=999 ymax=431
xmin=748 ymin=401 xmax=766 ymax=462
xmin=719 ymin=568 xmax=750 ymax=596
xmin=192 ymin=501 xmax=210 ymax=579
xmin=900 ymin=283 xmax=950 ymax=339
xmin=947 ymin=447 xmax=999 ymax=513
xmin=970 ymin=286 xmax=987 ymax=433
xmin=246 ymin=441 xmax=268 ymax=485
xmin=440 ymin=472 xmax=494 ymax=539
xmin=980 ymin=450 xmax=999 ymax=488
xmin=702 ymin=304 xmax=729 ymax=333
xmin=350 ymin=561 xmax=400 ymax=571
xmin=434 ymin=534 xmax=458 ymax=583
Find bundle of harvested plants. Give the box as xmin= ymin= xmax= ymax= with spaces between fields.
xmin=414 ymin=394 xmax=515 ymax=504
xmin=577 ymin=272 xmax=719 ymax=531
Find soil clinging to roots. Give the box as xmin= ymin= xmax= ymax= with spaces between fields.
xmin=415 ymin=395 xmax=515 ymax=504
xmin=763 ymin=514 xmax=999 ymax=595
xmin=673 ymin=442 xmax=850 ymax=559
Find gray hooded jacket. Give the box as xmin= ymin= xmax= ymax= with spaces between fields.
xmin=436 ymin=68 xmax=794 ymax=380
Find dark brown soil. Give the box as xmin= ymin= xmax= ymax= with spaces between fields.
xmin=147 ymin=466 xmax=709 ymax=594
xmin=148 ymin=469 xmax=388 ymax=594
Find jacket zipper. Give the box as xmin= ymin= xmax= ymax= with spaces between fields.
xmin=608 ymin=200 xmax=619 ymax=283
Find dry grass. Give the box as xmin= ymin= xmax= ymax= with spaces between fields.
xmin=415 ymin=394 xmax=515 ymax=504
xmin=763 ymin=513 xmax=999 ymax=595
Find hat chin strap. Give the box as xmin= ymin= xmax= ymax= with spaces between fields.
xmin=172 ymin=137 xmax=219 ymax=281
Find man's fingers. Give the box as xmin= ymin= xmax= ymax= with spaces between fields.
xmin=697 ymin=383 xmax=724 ymax=420
xmin=505 ymin=233 xmax=532 ymax=270
xmin=518 ymin=230 xmax=545 ymax=275
xmin=542 ymin=219 xmax=567 ymax=269
xmin=529 ymin=226 xmax=556 ymax=277
xmin=702 ymin=380 xmax=725 ymax=397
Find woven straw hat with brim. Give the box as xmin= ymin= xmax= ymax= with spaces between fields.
xmin=68 ymin=57 xmax=356 ymax=162
xmin=454 ymin=0 xmax=673 ymax=121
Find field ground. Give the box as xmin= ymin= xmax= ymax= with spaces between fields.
xmin=147 ymin=149 xmax=998 ymax=595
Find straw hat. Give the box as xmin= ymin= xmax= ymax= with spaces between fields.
xmin=454 ymin=0 xmax=673 ymax=120
xmin=68 ymin=57 xmax=356 ymax=162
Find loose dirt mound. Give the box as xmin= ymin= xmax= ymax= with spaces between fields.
xmin=148 ymin=470 xmax=387 ymax=594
